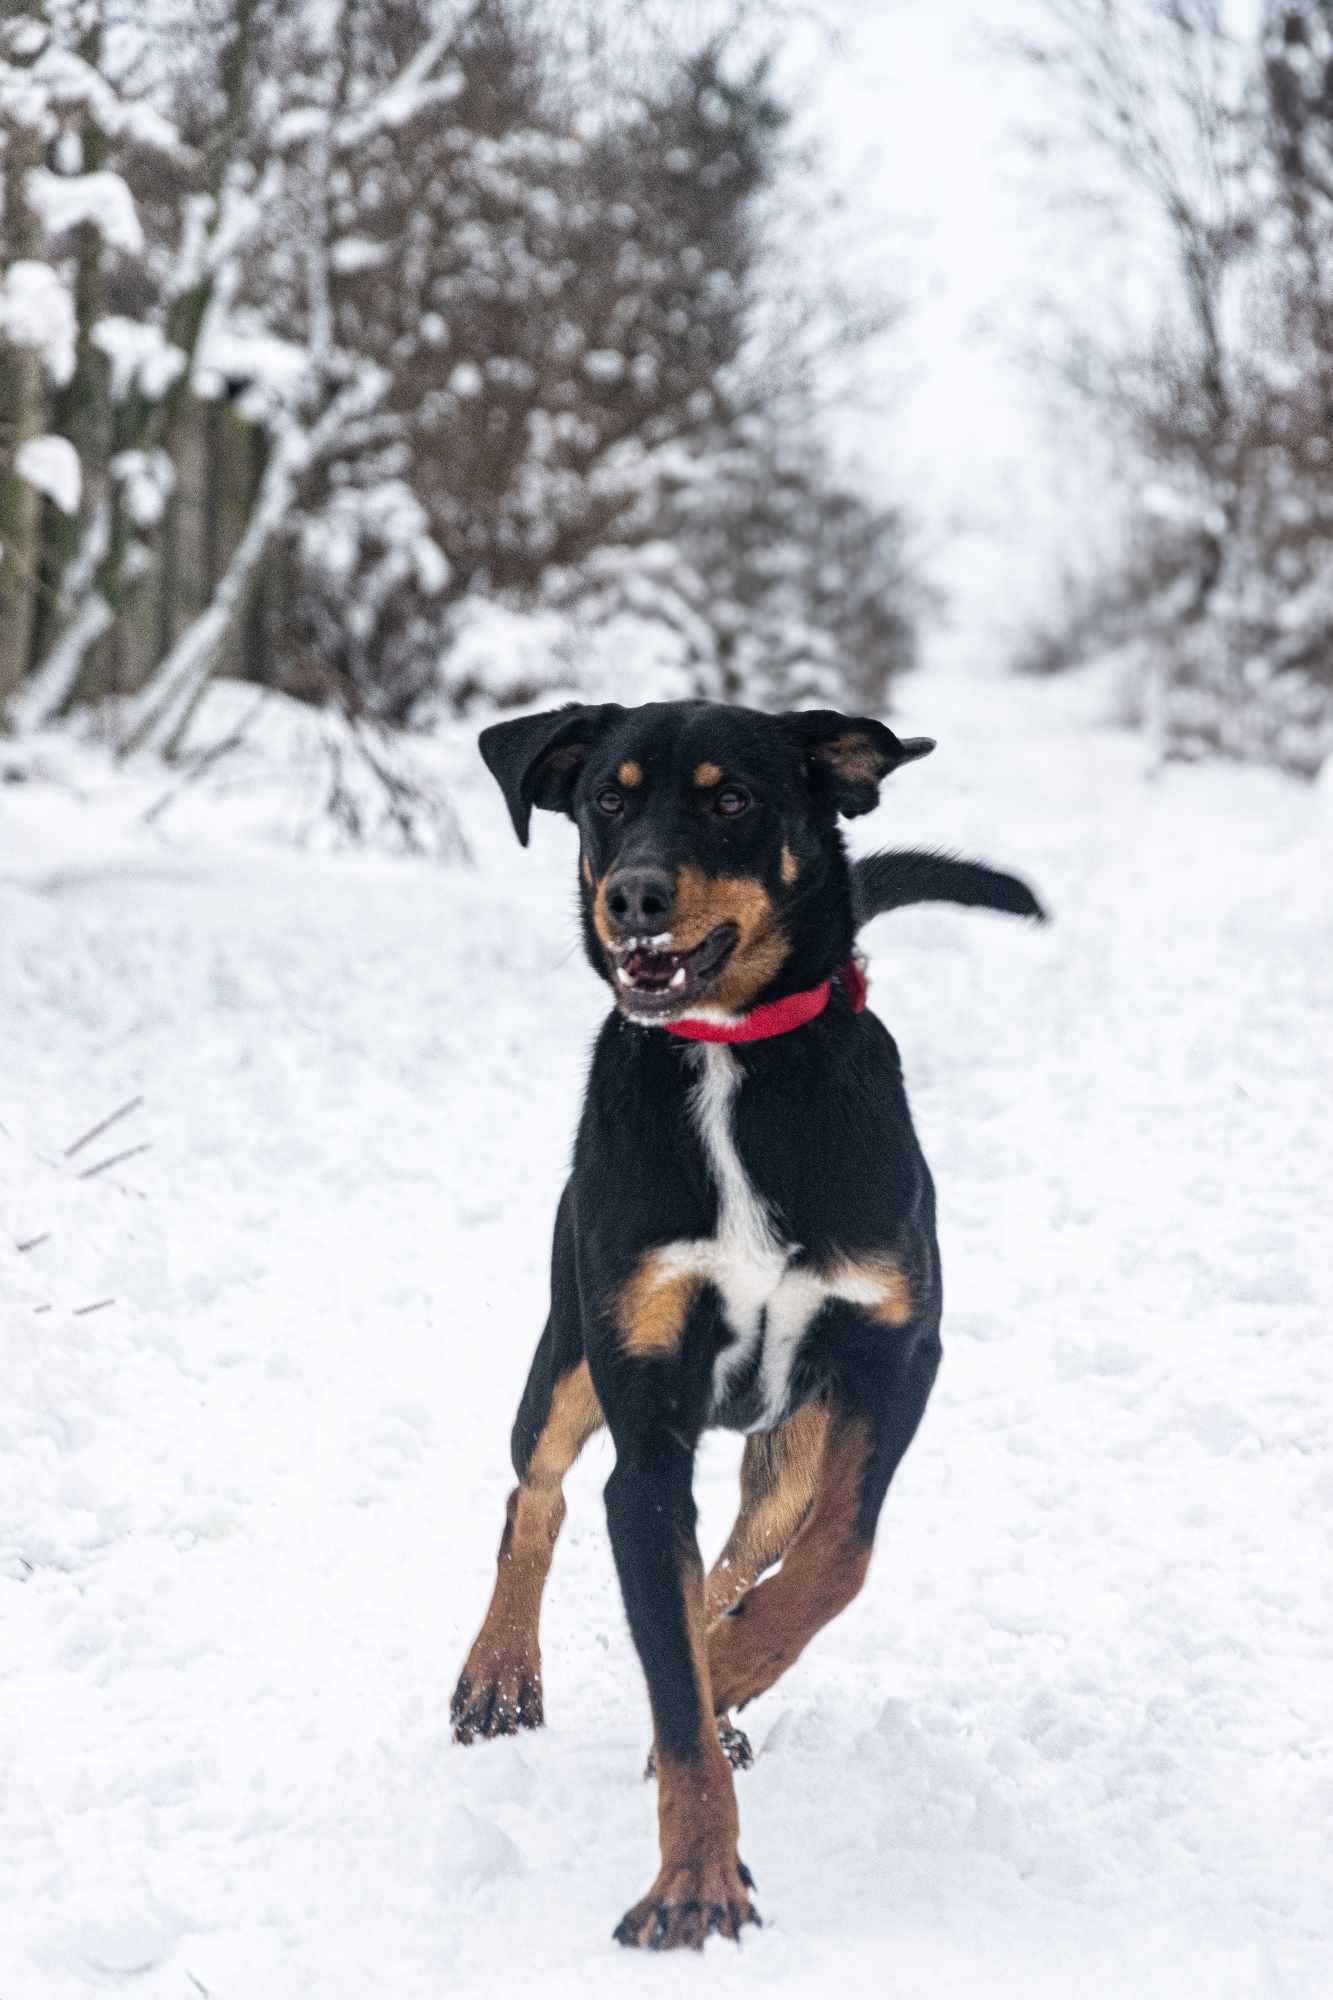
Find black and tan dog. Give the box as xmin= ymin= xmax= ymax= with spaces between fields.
xmin=451 ymin=699 xmax=1043 ymax=1950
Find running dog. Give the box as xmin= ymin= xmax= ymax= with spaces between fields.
xmin=452 ymin=698 xmax=1043 ymax=1950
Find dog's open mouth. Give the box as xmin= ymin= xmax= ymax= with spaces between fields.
xmin=609 ymin=924 xmax=739 ymax=1018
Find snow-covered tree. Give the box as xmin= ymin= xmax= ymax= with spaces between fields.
xmin=2 ymin=0 xmax=923 ymax=755
xmin=1012 ymin=0 xmax=1333 ymax=773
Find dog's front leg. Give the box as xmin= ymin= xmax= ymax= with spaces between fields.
xmin=604 ymin=1429 xmax=759 ymax=1950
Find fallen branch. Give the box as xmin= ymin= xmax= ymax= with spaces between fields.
xmin=141 ymin=692 xmax=268 ymax=826
xmin=64 ymin=1093 xmax=143 ymax=1158
xmin=12 ymin=590 xmax=114 ymax=732
xmin=78 ymin=1140 xmax=151 ymax=1180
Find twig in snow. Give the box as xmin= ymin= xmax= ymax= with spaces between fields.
xmin=17 ymin=1233 xmax=51 ymax=1253
xmin=73 ymin=1298 xmax=116 ymax=1316
xmin=65 ymin=1095 xmax=144 ymax=1159
xmin=142 ymin=693 xmax=268 ymax=826
xmin=78 ymin=1142 xmax=152 ymax=1181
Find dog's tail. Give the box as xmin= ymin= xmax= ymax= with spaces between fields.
xmin=852 ymin=849 xmax=1047 ymax=929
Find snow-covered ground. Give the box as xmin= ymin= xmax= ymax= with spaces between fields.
xmin=2 ymin=671 xmax=1329 ymax=1999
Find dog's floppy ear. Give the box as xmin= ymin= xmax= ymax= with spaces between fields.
xmin=479 ymin=703 xmax=624 ymax=845
xmin=783 ymin=709 xmax=935 ymax=819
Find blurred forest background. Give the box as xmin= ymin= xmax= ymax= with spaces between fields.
xmin=3 ymin=0 xmax=1333 ymax=795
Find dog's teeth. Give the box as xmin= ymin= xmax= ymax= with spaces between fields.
xmin=617 ymin=967 xmax=633 ymax=986
xmin=648 ymin=933 xmax=674 ymax=950
xmin=669 ymin=966 xmax=687 ymax=989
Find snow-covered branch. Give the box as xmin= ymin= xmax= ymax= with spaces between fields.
xmin=116 ymin=369 xmax=389 ymax=758
xmin=328 ymin=27 xmax=465 ymax=154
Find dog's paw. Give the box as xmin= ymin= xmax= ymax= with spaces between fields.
xmin=450 ymin=1660 xmax=544 ymax=1745
xmin=613 ymin=1858 xmax=759 ymax=1951
xmin=716 ymin=1716 xmax=755 ymax=1770
xmin=643 ymin=1715 xmax=753 ymax=1780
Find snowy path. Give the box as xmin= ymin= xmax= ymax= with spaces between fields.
xmin=2 ymin=676 xmax=1330 ymax=1999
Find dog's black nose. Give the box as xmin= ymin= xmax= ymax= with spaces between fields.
xmin=603 ymin=867 xmax=675 ymax=935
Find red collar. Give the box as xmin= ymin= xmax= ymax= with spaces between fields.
xmin=666 ymin=957 xmax=868 ymax=1044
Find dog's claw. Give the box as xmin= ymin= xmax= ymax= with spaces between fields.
xmin=643 ymin=1714 xmax=753 ymax=1779
xmin=614 ymin=1860 xmax=760 ymax=1950
xmin=450 ymin=1665 xmax=544 ymax=1744
xmin=717 ymin=1718 xmax=754 ymax=1770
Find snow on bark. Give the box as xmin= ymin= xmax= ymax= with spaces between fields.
xmin=91 ymin=318 xmax=187 ymax=403
xmin=15 ymin=433 xmax=81 ymax=514
xmin=0 ymin=260 xmax=76 ymax=383
xmin=6 ymin=37 xmax=185 ymax=158
xmin=10 ymin=591 xmax=113 ymax=730
xmin=109 ymin=450 xmax=174 ymax=528
xmin=27 ymin=166 xmax=144 ymax=255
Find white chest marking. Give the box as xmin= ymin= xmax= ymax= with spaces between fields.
xmin=648 ymin=1046 xmax=850 ymax=1428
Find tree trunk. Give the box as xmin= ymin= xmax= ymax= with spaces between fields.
xmin=0 ymin=116 xmax=46 ymax=716
xmin=117 ymin=375 xmax=379 ymax=758
xmin=117 ymin=447 xmax=291 ymax=757
xmin=45 ymin=0 xmax=259 ymax=717
xmin=29 ymin=10 xmax=108 ymax=679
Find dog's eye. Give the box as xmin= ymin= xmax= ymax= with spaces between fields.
xmin=714 ymin=785 xmax=751 ymax=818
xmin=595 ymin=787 xmax=625 ymax=817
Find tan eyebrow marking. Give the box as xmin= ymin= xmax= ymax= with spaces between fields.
xmin=780 ymin=844 xmax=799 ymax=885
xmin=617 ymin=761 xmax=643 ymax=788
xmin=694 ymin=761 xmax=724 ymax=788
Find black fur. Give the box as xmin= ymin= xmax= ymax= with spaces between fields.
xmin=854 ymin=848 xmax=1047 ymax=926
xmin=456 ymin=697 xmax=1044 ymax=1948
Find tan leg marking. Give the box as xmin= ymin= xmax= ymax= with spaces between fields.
xmin=617 ymin=1252 xmax=700 ymax=1359
xmin=705 ymin=1403 xmax=831 ymax=1625
xmin=616 ymin=1546 xmax=758 ymax=1950
xmin=708 ymin=1416 xmax=873 ymax=1714
xmin=823 ymin=1253 xmax=914 ymax=1327
xmin=581 ymin=852 xmax=593 ymax=888
xmin=451 ymin=1361 xmax=603 ymax=1742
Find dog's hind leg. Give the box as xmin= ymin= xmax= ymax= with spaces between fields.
xmin=705 ymin=1402 xmax=831 ymax=1625
xmin=639 ymin=1407 xmax=829 ymax=1775
xmin=451 ymin=1339 xmax=603 ymax=1743
xmin=645 ymin=1401 xmax=827 ymax=1773
xmin=708 ymin=1335 xmax=939 ymax=1717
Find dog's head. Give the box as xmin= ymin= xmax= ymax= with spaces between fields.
xmin=479 ymin=699 xmax=934 ymax=1023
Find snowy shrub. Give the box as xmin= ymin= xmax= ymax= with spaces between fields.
xmin=1011 ymin=0 xmax=1333 ymax=775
